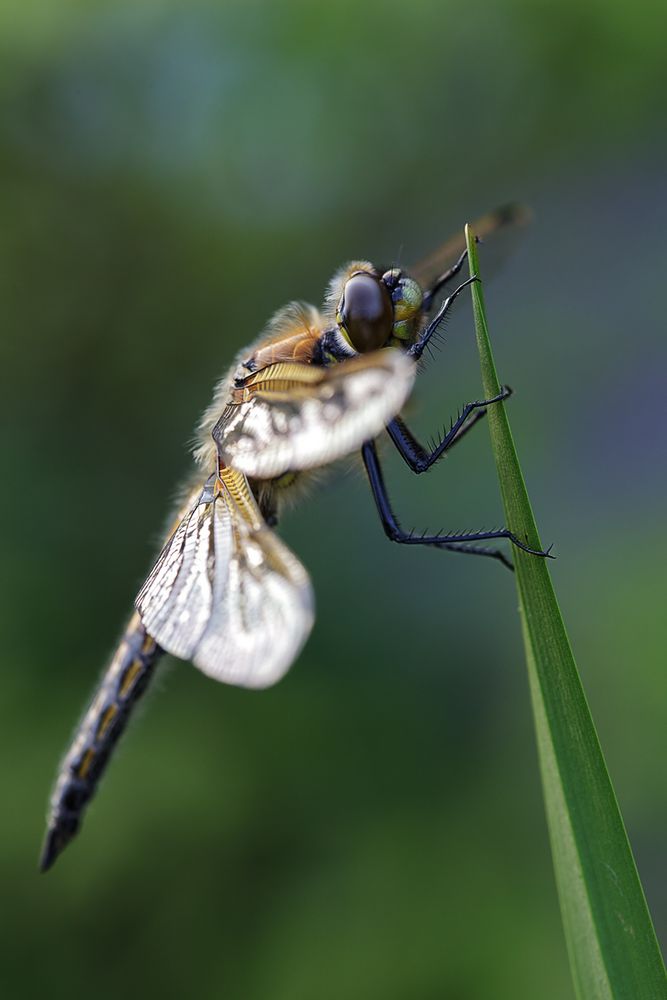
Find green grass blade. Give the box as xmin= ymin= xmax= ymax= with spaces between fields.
xmin=465 ymin=225 xmax=666 ymax=999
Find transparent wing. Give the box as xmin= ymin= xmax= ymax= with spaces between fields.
xmin=410 ymin=203 xmax=530 ymax=291
xmin=213 ymin=347 xmax=415 ymax=479
xmin=136 ymin=470 xmax=314 ymax=689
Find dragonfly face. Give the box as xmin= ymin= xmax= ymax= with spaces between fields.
xmin=41 ymin=204 xmax=544 ymax=872
xmin=333 ymin=264 xmax=424 ymax=353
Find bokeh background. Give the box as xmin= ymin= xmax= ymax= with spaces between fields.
xmin=1 ymin=1 xmax=665 ymax=997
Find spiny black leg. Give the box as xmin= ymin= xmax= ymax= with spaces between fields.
xmin=438 ymin=541 xmax=514 ymax=571
xmin=422 ymin=246 xmax=471 ymax=313
xmin=387 ymin=387 xmax=512 ymax=474
xmin=362 ymin=439 xmax=552 ymax=560
xmin=386 ymin=409 xmax=485 ymax=473
xmin=446 ymin=408 xmax=489 ymax=447
xmin=409 ymin=274 xmax=479 ymax=361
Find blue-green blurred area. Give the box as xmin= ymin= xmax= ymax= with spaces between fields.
xmin=1 ymin=1 xmax=665 ymax=996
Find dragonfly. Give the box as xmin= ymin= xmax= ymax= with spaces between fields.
xmin=40 ymin=204 xmax=549 ymax=872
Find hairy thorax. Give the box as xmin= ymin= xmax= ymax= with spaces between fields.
xmin=192 ymin=301 xmax=326 ymax=521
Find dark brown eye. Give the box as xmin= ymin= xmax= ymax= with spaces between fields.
xmin=337 ymin=272 xmax=393 ymax=352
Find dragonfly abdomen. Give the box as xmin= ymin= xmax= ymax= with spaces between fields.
xmin=40 ymin=613 xmax=162 ymax=872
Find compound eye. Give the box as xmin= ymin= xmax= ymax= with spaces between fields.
xmin=337 ymin=272 xmax=393 ymax=352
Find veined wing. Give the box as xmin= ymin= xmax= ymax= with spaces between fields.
xmin=410 ymin=203 xmax=530 ymax=291
xmin=213 ymin=347 xmax=415 ymax=480
xmin=135 ymin=469 xmax=314 ymax=689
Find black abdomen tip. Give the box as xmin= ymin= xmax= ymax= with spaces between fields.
xmin=39 ymin=815 xmax=79 ymax=873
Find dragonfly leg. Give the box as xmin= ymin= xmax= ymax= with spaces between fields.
xmin=361 ymin=439 xmax=552 ymax=565
xmin=409 ymin=274 xmax=479 ymax=360
xmin=387 ymin=387 xmax=512 ymax=474
xmin=439 ymin=541 xmax=514 ymax=571
xmin=421 ymin=244 xmax=477 ymax=313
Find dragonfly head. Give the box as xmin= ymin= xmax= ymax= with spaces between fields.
xmin=331 ymin=262 xmax=424 ymax=353
xmin=381 ymin=267 xmax=424 ymax=346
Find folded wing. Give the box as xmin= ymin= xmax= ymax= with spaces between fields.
xmin=213 ymin=347 xmax=415 ymax=479
xmin=135 ymin=470 xmax=314 ymax=689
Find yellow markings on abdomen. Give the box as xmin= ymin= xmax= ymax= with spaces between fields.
xmin=95 ymin=705 xmax=118 ymax=744
xmin=41 ymin=613 xmax=163 ymax=871
xmin=77 ymin=748 xmax=95 ymax=780
xmin=118 ymin=657 xmax=147 ymax=699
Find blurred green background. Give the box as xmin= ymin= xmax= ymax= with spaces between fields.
xmin=2 ymin=1 xmax=665 ymax=997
